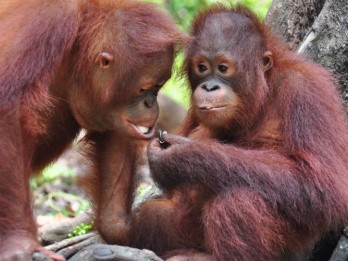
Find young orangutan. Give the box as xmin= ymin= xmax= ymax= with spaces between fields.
xmin=129 ymin=5 xmax=348 ymax=261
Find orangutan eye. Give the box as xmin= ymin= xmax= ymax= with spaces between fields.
xmin=102 ymin=59 xmax=110 ymax=67
xmin=218 ymin=64 xmax=228 ymax=73
xmin=198 ymin=63 xmax=208 ymax=73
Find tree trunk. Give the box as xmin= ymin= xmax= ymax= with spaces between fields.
xmin=266 ymin=0 xmax=325 ymax=50
xmin=266 ymin=0 xmax=348 ymax=110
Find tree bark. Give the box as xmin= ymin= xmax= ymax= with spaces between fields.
xmin=329 ymin=228 xmax=348 ymax=261
xmin=266 ymin=0 xmax=348 ymax=110
xmin=266 ymin=0 xmax=325 ymax=50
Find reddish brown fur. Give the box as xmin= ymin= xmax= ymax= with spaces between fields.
xmin=130 ymin=6 xmax=348 ymax=261
xmin=0 ymin=0 xmax=184 ymax=259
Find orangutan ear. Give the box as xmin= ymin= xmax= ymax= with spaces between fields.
xmin=262 ymin=51 xmax=273 ymax=72
xmin=95 ymin=52 xmax=115 ymax=69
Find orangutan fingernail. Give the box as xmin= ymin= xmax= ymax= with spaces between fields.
xmin=159 ymin=130 xmax=169 ymax=148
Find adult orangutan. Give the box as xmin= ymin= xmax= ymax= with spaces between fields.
xmin=129 ymin=5 xmax=348 ymax=261
xmin=0 ymin=0 xmax=184 ymax=260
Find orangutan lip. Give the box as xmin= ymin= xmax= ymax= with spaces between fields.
xmin=129 ymin=122 xmax=155 ymax=139
xmin=198 ymin=105 xmax=227 ymax=110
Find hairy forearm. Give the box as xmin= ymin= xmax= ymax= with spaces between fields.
xmin=150 ymin=141 xmax=324 ymax=220
xmin=84 ymin=131 xmax=141 ymax=244
xmin=151 ymin=141 xmax=293 ymax=188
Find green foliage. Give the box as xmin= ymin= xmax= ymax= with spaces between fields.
xmin=68 ymin=222 xmax=93 ymax=238
xmin=42 ymin=192 xmax=90 ymax=217
xmin=30 ymin=163 xmax=76 ymax=189
xmin=165 ymin=0 xmax=211 ymax=30
xmin=136 ymin=183 xmax=153 ymax=198
xmin=160 ymin=53 xmax=191 ymax=107
xmin=148 ymin=0 xmax=272 ymax=32
xmin=31 ymin=163 xmax=90 ymax=217
xmin=228 ymin=0 xmax=273 ymax=19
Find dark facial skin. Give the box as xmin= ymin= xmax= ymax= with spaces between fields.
xmin=187 ymin=13 xmax=272 ymax=132
xmin=187 ymin=13 xmax=245 ymax=131
xmin=189 ymin=52 xmax=240 ymax=129
xmin=121 ymin=50 xmax=173 ymax=140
